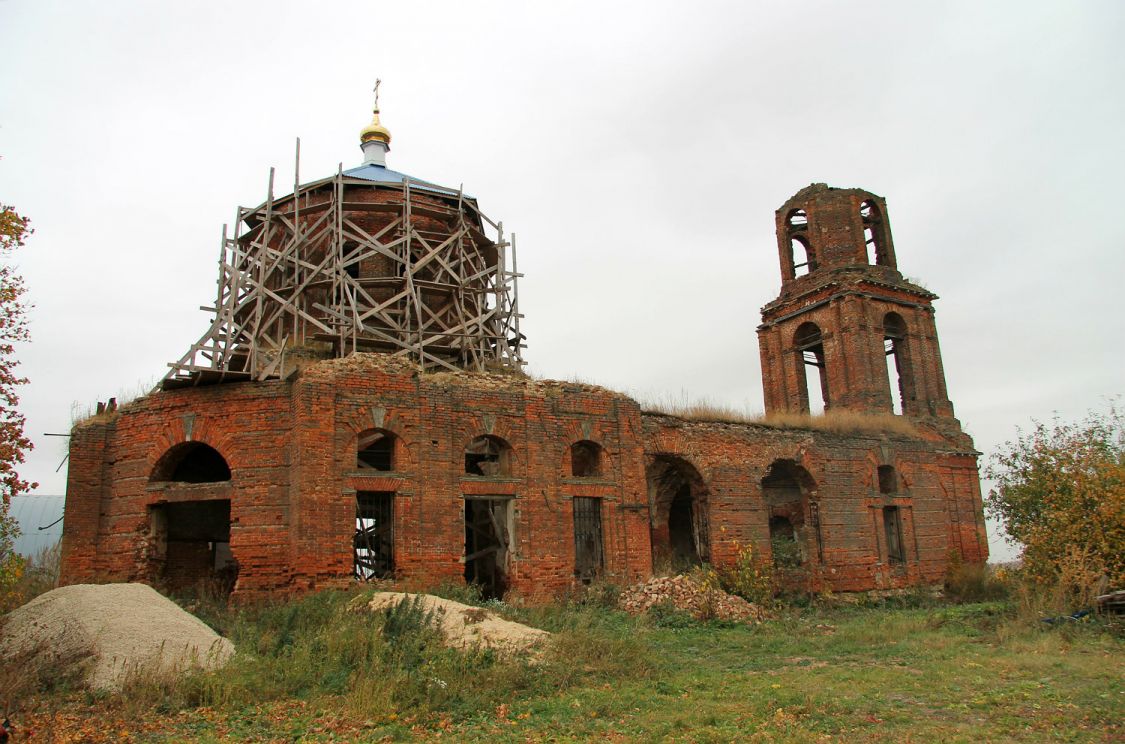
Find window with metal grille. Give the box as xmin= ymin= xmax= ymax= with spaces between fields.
xmin=883 ymin=506 xmax=905 ymax=564
xmin=355 ymin=491 xmax=393 ymax=580
xmin=572 ymin=497 xmax=604 ymax=582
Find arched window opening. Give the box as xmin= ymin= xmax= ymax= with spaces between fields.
xmin=465 ymin=435 xmax=512 ymax=477
xmin=791 ymin=236 xmax=814 ymax=278
xmin=878 ymin=465 xmax=898 ymax=495
xmin=883 ymin=312 xmax=910 ymax=416
xmin=794 ymin=322 xmax=829 ymax=414
xmin=761 ymin=458 xmax=820 ymax=566
xmin=646 ymin=456 xmax=710 ymax=570
xmin=570 ymin=440 xmax=603 ymax=478
xmin=357 ymin=429 xmax=396 ymax=471
xmin=860 ymin=200 xmax=889 ymax=266
xmin=151 ymin=442 xmax=231 ymax=484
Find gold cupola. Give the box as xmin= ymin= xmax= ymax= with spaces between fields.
xmin=360 ymin=109 xmax=392 ymax=148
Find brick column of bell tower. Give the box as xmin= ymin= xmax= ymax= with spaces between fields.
xmin=757 ymin=184 xmax=956 ymax=420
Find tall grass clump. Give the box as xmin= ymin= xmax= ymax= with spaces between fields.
xmin=124 ymin=587 xmax=655 ymax=723
xmin=943 ymin=553 xmax=1009 ymax=603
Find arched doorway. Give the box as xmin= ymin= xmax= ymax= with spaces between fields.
xmin=647 ymin=455 xmax=710 ymax=571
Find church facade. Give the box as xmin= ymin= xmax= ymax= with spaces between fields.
xmin=59 ymin=100 xmax=987 ymax=601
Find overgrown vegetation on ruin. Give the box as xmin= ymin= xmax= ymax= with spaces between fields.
xmin=641 ymin=395 xmax=920 ymax=436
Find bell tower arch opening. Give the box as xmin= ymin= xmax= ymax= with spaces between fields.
xmin=883 ymin=312 xmax=915 ymax=416
xmin=794 ymin=322 xmax=829 ymax=414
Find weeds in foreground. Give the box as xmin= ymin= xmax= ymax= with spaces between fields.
xmin=10 ymin=583 xmax=1125 ymax=742
xmin=88 ymin=588 xmax=654 ymax=726
xmin=944 ymin=552 xmax=1009 ymax=603
xmin=713 ymin=542 xmax=776 ymax=607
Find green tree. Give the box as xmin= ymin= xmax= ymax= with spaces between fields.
xmin=0 ymin=202 xmax=35 ymax=600
xmin=986 ymin=403 xmax=1124 ymax=594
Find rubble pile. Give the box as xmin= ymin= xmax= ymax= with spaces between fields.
xmin=619 ymin=574 xmax=769 ymax=623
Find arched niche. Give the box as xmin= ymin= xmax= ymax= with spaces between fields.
xmin=760 ymin=459 xmax=819 ymax=567
xmin=570 ymin=440 xmax=605 ymax=478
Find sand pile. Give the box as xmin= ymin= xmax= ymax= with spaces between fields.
xmin=619 ymin=574 xmax=769 ymax=623
xmin=365 ymin=592 xmax=550 ymax=655
xmin=0 ymin=583 xmax=233 ymax=691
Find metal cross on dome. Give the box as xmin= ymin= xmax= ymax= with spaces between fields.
xmin=373 ymin=78 xmax=381 ymax=110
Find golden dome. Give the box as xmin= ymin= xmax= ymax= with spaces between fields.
xmin=360 ymin=108 xmax=392 ymax=148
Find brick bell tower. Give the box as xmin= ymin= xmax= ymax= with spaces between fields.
xmin=757 ymin=184 xmax=957 ymax=420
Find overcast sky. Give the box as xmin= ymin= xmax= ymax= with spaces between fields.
xmin=2 ymin=1 xmax=1122 ymax=562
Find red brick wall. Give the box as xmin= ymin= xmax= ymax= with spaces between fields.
xmin=61 ymin=353 xmax=986 ymax=600
xmin=640 ymin=415 xmax=987 ymax=591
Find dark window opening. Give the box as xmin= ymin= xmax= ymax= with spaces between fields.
xmin=464 ymin=497 xmax=511 ymax=600
xmin=573 ymin=497 xmax=604 ymax=583
xmin=465 ymin=435 xmax=512 ymax=477
xmin=883 ymin=506 xmax=905 ymax=564
xmin=668 ymin=484 xmax=699 ymax=567
xmin=343 ymin=241 xmax=361 ymax=280
xmin=883 ymin=312 xmax=910 ymax=416
xmin=878 ymin=465 xmax=898 ymax=495
xmin=355 ymin=491 xmax=394 ymax=580
xmin=570 ymin=440 xmax=603 ymax=478
xmin=148 ymin=499 xmax=236 ymax=596
xmin=357 ymin=429 xmax=395 ymax=471
xmin=151 ymin=442 xmax=231 ymax=483
xmin=794 ymin=322 xmax=829 ymax=415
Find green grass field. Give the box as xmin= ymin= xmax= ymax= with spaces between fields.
xmin=17 ymin=592 xmax=1123 ymax=742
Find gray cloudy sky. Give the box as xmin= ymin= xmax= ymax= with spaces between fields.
xmin=2 ymin=1 xmax=1122 ymax=561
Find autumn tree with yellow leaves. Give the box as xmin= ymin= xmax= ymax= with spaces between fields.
xmin=986 ymin=403 xmax=1124 ymax=599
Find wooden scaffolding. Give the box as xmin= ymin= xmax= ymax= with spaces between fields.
xmin=165 ymin=163 xmax=524 ymax=389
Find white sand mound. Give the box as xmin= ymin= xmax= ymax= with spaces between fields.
xmin=366 ymin=592 xmax=550 ymax=655
xmin=0 ymin=583 xmax=233 ymax=691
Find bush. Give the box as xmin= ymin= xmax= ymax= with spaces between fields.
xmin=715 ymin=542 xmax=775 ymax=606
xmin=986 ymin=404 xmax=1124 ymax=598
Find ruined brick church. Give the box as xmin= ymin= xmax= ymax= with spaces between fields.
xmin=59 ymin=96 xmax=988 ymax=600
